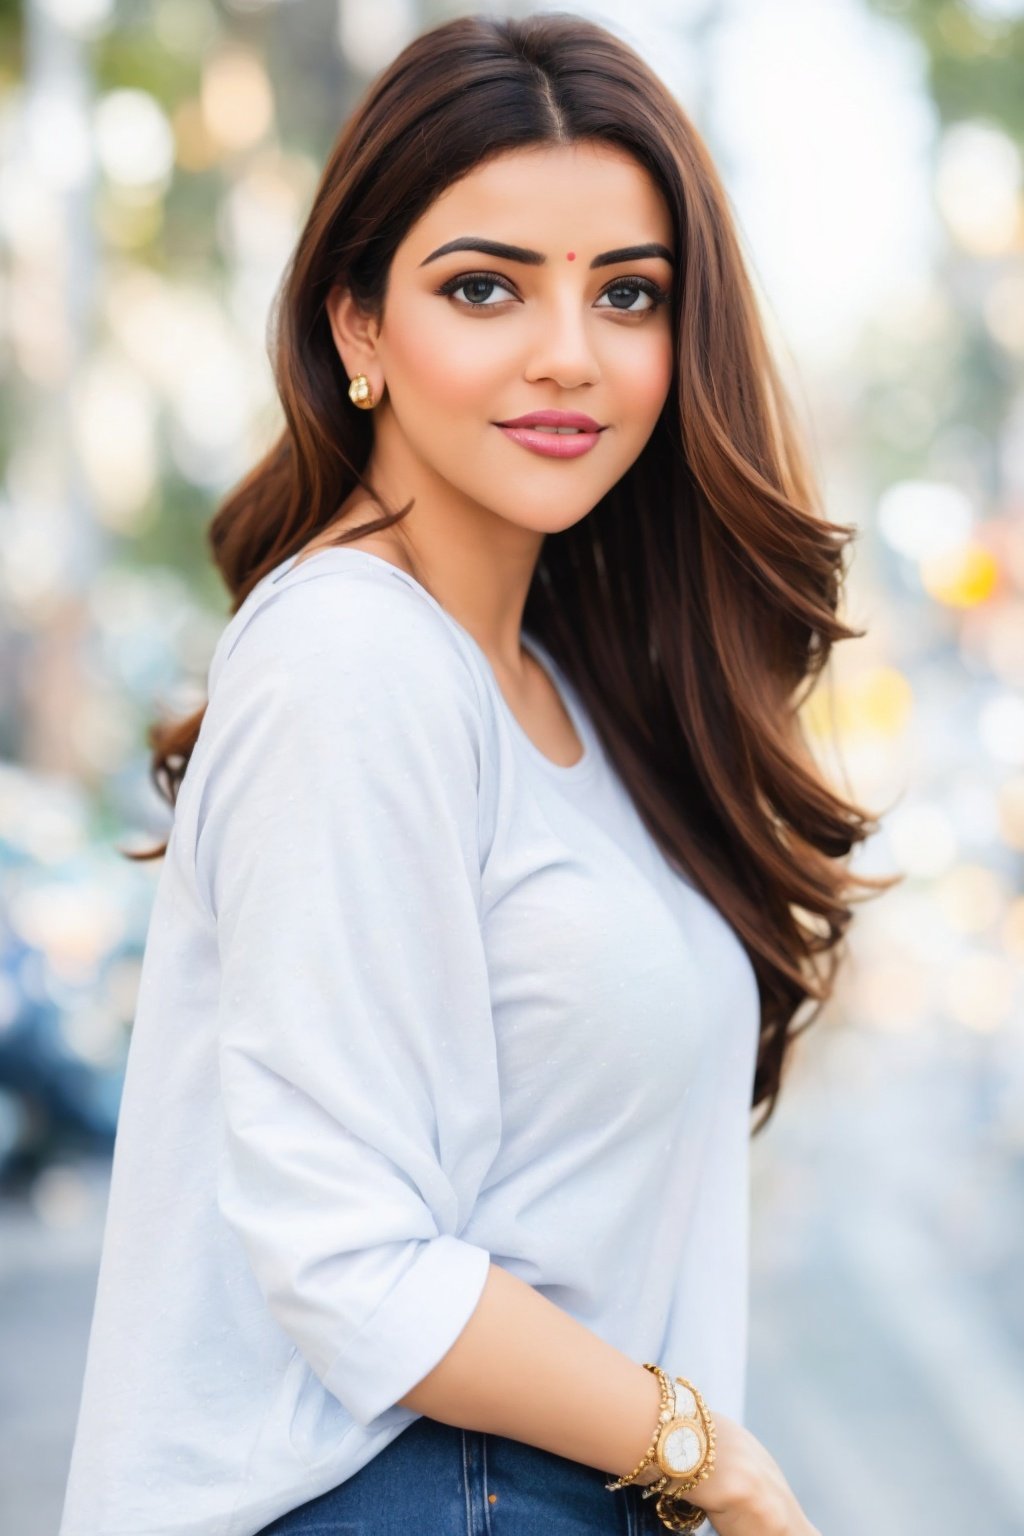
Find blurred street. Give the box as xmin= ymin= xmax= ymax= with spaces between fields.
xmin=0 ymin=1160 xmax=111 ymax=1535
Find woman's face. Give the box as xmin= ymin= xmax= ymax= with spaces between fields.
xmin=330 ymin=141 xmax=676 ymax=537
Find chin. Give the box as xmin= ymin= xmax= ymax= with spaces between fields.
xmin=482 ymin=477 xmax=608 ymax=521
xmin=500 ymin=503 xmax=600 ymax=536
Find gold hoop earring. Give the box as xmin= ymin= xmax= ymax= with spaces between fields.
xmin=348 ymin=373 xmax=376 ymax=410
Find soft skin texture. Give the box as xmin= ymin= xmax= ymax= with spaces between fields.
xmin=321 ymin=141 xmax=675 ymax=684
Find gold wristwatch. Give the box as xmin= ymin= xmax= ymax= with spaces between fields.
xmin=629 ymin=1376 xmax=712 ymax=1490
xmin=652 ymin=1376 xmax=712 ymax=1483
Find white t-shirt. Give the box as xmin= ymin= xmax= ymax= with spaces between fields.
xmin=59 ymin=547 xmax=761 ymax=1536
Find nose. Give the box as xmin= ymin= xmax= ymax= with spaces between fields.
xmin=522 ymin=295 xmax=601 ymax=391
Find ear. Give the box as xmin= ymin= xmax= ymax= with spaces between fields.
xmin=326 ymin=284 xmax=385 ymax=399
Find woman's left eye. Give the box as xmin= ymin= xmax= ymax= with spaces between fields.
xmin=439 ymin=273 xmax=516 ymax=307
xmin=595 ymin=278 xmax=668 ymax=313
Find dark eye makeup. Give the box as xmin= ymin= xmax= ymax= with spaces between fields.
xmin=434 ymin=269 xmax=671 ymax=314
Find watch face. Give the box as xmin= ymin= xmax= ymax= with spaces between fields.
xmin=659 ymin=1420 xmax=706 ymax=1476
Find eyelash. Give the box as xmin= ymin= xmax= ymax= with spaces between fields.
xmin=435 ymin=269 xmax=670 ymax=315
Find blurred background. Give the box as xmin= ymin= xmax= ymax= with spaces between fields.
xmin=0 ymin=0 xmax=1021 ymax=1531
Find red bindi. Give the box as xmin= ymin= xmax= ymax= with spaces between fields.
xmin=566 ymin=251 xmax=576 ymax=261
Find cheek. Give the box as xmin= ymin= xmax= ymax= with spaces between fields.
xmin=385 ymin=295 xmax=513 ymax=413
xmin=604 ymin=322 xmax=675 ymax=429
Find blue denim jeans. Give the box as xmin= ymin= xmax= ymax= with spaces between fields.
xmin=254 ymin=1412 xmax=682 ymax=1534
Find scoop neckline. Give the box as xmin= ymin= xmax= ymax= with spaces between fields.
xmin=275 ymin=546 xmax=598 ymax=783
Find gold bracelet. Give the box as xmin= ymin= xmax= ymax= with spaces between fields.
xmin=607 ymin=1363 xmax=721 ymax=1529
xmin=604 ymin=1364 xmax=717 ymax=1534
xmin=642 ymin=1370 xmax=717 ymax=1533
xmin=649 ymin=1488 xmax=710 ymax=1534
xmin=603 ymin=1363 xmax=674 ymax=1491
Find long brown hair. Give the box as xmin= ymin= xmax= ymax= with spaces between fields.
xmin=129 ymin=11 xmax=895 ymax=1133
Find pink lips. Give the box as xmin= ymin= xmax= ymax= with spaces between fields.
xmin=495 ymin=408 xmax=606 ymax=460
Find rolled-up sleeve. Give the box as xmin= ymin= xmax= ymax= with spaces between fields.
xmin=190 ymin=578 xmax=500 ymax=1428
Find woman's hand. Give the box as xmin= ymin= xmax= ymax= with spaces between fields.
xmin=665 ymin=1408 xmax=821 ymax=1536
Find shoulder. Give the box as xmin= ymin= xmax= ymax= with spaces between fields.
xmin=179 ymin=556 xmax=503 ymax=868
xmin=198 ymin=556 xmax=503 ymax=768
xmin=209 ymin=555 xmax=487 ymax=719
xmin=179 ymin=556 xmax=502 ymax=925
xmin=180 ymin=553 xmax=501 ymax=863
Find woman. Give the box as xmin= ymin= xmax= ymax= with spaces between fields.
xmin=59 ymin=12 xmax=888 ymax=1536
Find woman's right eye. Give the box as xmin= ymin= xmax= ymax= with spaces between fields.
xmin=437 ymin=272 xmax=517 ymax=308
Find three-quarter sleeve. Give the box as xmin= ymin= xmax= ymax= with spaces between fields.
xmin=190 ymin=576 xmax=501 ymax=1429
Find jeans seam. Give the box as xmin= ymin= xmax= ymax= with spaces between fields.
xmin=461 ymin=1428 xmax=474 ymax=1536
xmin=480 ymin=1433 xmax=493 ymax=1536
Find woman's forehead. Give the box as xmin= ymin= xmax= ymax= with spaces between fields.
xmin=396 ymin=143 xmax=673 ymax=265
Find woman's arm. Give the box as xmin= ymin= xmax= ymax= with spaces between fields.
xmin=398 ymin=1260 xmax=662 ymax=1477
xmin=401 ymin=1261 xmax=823 ymax=1536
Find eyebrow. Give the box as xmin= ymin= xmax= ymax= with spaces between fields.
xmin=418 ymin=237 xmax=674 ymax=269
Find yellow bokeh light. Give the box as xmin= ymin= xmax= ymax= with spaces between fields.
xmin=802 ymin=664 xmax=913 ymax=743
xmin=172 ymin=98 xmax=223 ymax=173
xmin=201 ymin=48 xmax=274 ymax=154
xmin=920 ymin=541 xmax=1000 ymax=606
